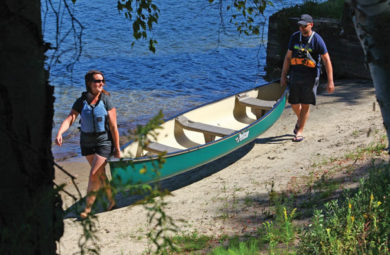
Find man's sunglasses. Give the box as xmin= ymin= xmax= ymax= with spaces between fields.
xmin=93 ymin=79 xmax=105 ymax=83
xmin=299 ymin=24 xmax=309 ymax=28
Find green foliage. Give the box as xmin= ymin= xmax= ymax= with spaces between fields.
xmin=272 ymin=0 xmax=345 ymax=63
xmin=207 ymin=205 xmax=297 ymax=254
xmin=114 ymin=0 xmax=344 ymax=54
xmin=117 ymin=0 xmax=160 ymax=52
xmin=280 ymin=0 xmax=344 ymax=19
xmin=346 ymin=137 xmax=388 ymax=160
xmin=134 ymin=109 xmax=164 ymax=154
xmin=78 ymin=214 xmax=100 ymax=255
xmin=210 ymin=0 xmax=273 ymax=36
xmin=260 ymin=206 xmax=297 ymax=254
xmin=210 ymin=238 xmax=260 ymax=255
xmin=114 ymin=110 xmax=179 ymax=254
xmin=117 ymin=0 xmax=275 ymax=51
xmin=198 ymin=137 xmax=388 ymax=255
xmin=143 ymin=189 xmax=179 ymax=254
xmin=298 ymin=163 xmax=390 ymax=255
xmin=59 ymin=110 xmax=179 ymax=254
xmin=172 ymin=231 xmax=214 ymax=252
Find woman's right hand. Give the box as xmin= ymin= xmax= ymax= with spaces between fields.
xmin=55 ymin=134 xmax=63 ymax=146
xmin=55 ymin=110 xmax=78 ymax=147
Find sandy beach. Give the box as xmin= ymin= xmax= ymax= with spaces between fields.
xmin=55 ymin=79 xmax=386 ymax=254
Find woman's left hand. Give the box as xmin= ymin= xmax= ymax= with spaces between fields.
xmin=113 ymin=148 xmax=121 ymax=158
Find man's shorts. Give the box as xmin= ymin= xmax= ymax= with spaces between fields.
xmin=80 ymin=132 xmax=113 ymax=159
xmin=288 ymin=72 xmax=319 ymax=105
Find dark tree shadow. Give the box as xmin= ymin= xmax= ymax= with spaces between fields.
xmin=214 ymin=159 xmax=385 ymax=236
xmin=317 ymin=79 xmax=374 ymax=106
xmin=65 ymin=141 xmax=257 ymax=219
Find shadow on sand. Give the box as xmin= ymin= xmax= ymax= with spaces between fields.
xmin=65 ymin=140 xmax=258 ymax=219
xmin=255 ymin=134 xmax=294 ymax=144
xmin=65 ymin=132 xmax=301 ymax=219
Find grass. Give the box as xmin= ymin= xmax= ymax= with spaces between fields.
xmin=171 ymin=232 xmax=214 ymax=253
xmin=210 ymin=238 xmax=260 ymax=255
xmin=165 ymin=134 xmax=389 ymax=254
xmin=298 ymin=164 xmax=390 ymax=254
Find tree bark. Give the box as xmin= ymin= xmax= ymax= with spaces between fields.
xmin=0 ymin=0 xmax=63 ymax=254
xmin=347 ymin=0 xmax=390 ymax=147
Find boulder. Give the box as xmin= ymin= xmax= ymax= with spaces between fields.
xmin=264 ymin=6 xmax=371 ymax=81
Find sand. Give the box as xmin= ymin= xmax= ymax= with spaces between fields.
xmin=55 ymin=79 xmax=386 ymax=254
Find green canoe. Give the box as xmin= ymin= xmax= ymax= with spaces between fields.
xmin=109 ymin=81 xmax=287 ymax=185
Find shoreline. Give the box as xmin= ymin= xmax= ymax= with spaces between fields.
xmin=56 ymin=79 xmax=385 ymax=254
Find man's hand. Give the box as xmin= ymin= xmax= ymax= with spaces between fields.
xmin=327 ymin=80 xmax=335 ymax=93
xmin=281 ymin=75 xmax=288 ymax=87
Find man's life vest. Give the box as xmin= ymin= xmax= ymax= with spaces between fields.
xmin=291 ymin=32 xmax=317 ymax=68
xmin=80 ymin=98 xmax=108 ymax=133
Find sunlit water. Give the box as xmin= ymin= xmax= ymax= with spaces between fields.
xmin=43 ymin=0 xmax=307 ymax=160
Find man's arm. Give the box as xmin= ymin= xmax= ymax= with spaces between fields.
xmin=321 ymin=52 xmax=335 ymax=93
xmin=281 ymin=50 xmax=292 ymax=87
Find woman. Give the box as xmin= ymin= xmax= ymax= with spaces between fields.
xmin=55 ymin=70 xmax=121 ymax=219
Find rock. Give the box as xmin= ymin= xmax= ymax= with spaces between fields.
xmin=264 ymin=5 xmax=371 ymax=81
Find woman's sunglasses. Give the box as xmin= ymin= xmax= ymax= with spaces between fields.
xmin=93 ymin=79 xmax=105 ymax=83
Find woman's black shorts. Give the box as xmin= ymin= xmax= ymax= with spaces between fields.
xmin=80 ymin=132 xmax=113 ymax=159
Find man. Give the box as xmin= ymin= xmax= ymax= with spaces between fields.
xmin=281 ymin=14 xmax=335 ymax=142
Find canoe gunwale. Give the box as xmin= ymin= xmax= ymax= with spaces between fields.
xmin=109 ymin=81 xmax=286 ymax=164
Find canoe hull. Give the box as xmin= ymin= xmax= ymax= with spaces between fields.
xmin=109 ymin=83 xmax=287 ymax=185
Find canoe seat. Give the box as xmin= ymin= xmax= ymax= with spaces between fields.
xmin=146 ymin=142 xmax=180 ymax=154
xmin=175 ymin=116 xmax=235 ymax=143
xmin=237 ymin=94 xmax=276 ymax=110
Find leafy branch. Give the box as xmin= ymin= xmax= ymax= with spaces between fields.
xmin=117 ymin=0 xmax=160 ymax=52
xmin=42 ymin=0 xmax=84 ymax=73
xmin=210 ymin=0 xmax=272 ymax=36
xmin=56 ymin=110 xmax=178 ymax=254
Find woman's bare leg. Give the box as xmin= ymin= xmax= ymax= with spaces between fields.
xmin=99 ymin=168 xmax=115 ymax=210
xmin=81 ymin=154 xmax=111 ymax=218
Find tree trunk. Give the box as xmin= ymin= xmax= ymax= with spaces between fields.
xmin=0 ymin=0 xmax=63 ymax=254
xmin=347 ymin=0 xmax=390 ymax=147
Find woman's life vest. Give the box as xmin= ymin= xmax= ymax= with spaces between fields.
xmin=291 ymin=32 xmax=317 ymax=68
xmin=80 ymin=98 xmax=108 ymax=134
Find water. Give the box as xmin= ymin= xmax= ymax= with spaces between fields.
xmin=43 ymin=0 xmax=305 ymax=160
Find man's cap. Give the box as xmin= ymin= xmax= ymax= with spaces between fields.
xmin=297 ymin=14 xmax=313 ymax=26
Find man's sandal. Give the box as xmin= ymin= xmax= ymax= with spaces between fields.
xmin=293 ymin=123 xmax=299 ymax=135
xmin=292 ymin=135 xmax=304 ymax=142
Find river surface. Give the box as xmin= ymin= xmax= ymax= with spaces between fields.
xmin=43 ymin=0 xmax=309 ymax=160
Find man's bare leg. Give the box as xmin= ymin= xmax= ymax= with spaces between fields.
xmin=295 ymin=104 xmax=310 ymax=137
xmin=291 ymin=104 xmax=302 ymax=132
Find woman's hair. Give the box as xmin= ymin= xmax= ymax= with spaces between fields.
xmin=84 ymin=70 xmax=110 ymax=95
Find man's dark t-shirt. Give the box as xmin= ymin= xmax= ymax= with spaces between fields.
xmin=288 ymin=31 xmax=328 ymax=77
